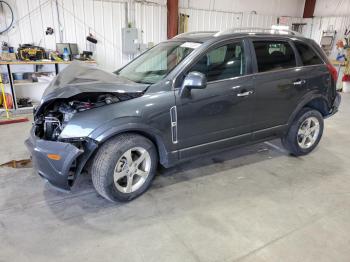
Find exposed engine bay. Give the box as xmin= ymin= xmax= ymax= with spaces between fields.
xmin=34 ymin=92 xmax=142 ymax=141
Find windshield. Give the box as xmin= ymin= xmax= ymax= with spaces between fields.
xmin=117 ymin=41 xmax=201 ymax=84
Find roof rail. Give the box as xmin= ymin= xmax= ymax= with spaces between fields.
xmin=214 ymin=27 xmax=300 ymax=37
xmin=174 ymin=31 xmax=218 ymax=38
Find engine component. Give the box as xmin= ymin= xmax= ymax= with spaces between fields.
xmin=44 ymin=116 xmax=61 ymax=140
xmin=58 ymin=103 xmax=76 ymax=123
xmin=34 ymin=92 xmax=140 ymax=141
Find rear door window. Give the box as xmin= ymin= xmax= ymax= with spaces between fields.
xmin=294 ymin=42 xmax=323 ymax=66
xmin=253 ymin=41 xmax=296 ymax=72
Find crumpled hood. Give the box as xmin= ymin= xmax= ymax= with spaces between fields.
xmin=41 ymin=61 xmax=149 ymax=102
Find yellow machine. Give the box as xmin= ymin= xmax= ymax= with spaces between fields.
xmin=0 ymin=74 xmax=28 ymax=125
xmin=17 ymin=44 xmax=46 ymax=61
xmin=0 ymin=74 xmax=9 ymax=119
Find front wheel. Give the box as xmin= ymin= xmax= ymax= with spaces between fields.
xmin=91 ymin=134 xmax=158 ymax=202
xmin=282 ymin=108 xmax=324 ymax=156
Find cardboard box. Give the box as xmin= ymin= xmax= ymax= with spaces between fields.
xmin=0 ymin=53 xmax=17 ymax=61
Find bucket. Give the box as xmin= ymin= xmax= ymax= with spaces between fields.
xmin=343 ymin=81 xmax=350 ymax=93
xmin=13 ymin=72 xmax=24 ymax=81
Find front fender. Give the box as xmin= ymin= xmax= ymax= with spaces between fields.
xmin=88 ymin=117 xmax=176 ymax=167
xmin=58 ymin=89 xmax=176 ymax=166
xmin=88 ymin=116 xmax=162 ymax=142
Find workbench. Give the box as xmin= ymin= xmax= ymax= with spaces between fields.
xmin=0 ymin=60 xmax=96 ymax=110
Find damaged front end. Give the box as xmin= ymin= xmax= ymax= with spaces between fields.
xmin=25 ymin=62 xmax=148 ymax=190
xmin=33 ymin=92 xmax=141 ymax=141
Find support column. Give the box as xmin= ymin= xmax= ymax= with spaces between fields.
xmin=303 ymin=0 xmax=317 ymax=18
xmin=167 ymin=0 xmax=178 ymax=39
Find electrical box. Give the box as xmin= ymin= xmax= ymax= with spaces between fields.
xmin=122 ymin=28 xmax=139 ymax=54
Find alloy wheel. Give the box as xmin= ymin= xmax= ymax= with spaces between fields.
xmin=113 ymin=147 xmax=151 ymax=193
xmin=297 ymin=116 xmax=320 ymax=149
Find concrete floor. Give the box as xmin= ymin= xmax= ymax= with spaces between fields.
xmin=0 ymin=94 xmax=349 ymax=262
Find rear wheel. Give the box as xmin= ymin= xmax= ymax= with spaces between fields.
xmin=282 ymin=108 xmax=324 ymax=156
xmin=91 ymin=134 xmax=158 ymax=202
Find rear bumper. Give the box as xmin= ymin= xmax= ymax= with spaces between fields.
xmin=327 ymin=92 xmax=341 ymax=117
xmin=25 ymin=129 xmax=83 ymax=190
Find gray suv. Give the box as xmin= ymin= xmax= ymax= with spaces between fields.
xmin=26 ymin=29 xmax=341 ymax=202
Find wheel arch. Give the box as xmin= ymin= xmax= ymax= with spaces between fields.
xmin=108 ymin=129 xmax=168 ymax=167
xmin=287 ymin=94 xmax=330 ymax=127
xmin=90 ymin=123 xmax=172 ymax=168
xmin=304 ymin=97 xmax=329 ymax=116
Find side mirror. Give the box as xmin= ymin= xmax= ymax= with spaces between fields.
xmin=179 ymin=71 xmax=207 ymax=97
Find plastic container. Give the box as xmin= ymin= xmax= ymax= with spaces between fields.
xmin=63 ymin=47 xmax=70 ymax=61
xmin=13 ymin=72 xmax=24 ymax=80
xmin=343 ymin=81 xmax=350 ymax=93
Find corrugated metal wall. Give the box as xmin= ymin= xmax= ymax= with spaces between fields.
xmin=179 ymin=8 xmax=242 ymax=31
xmin=179 ymin=0 xmax=305 ymax=17
xmin=2 ymin=0 xmax=342 ymax=72
xmin=314 ymin=0 xmax=350 ymax=17
xmin=303 ymin=16 xmax=350 ymax=57
xmin=179 ymin=8 xmax=303 ymax=33
xmin=135 ymin=2 xmax=167 ymax=47
xmin=306 ymin=16 xmax=350 ymax=43
xmin=0 ymin=0 xmax=166 ymax=71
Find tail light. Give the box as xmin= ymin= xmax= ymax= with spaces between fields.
xmin=327 ymin=63 xmax=338 ymax=82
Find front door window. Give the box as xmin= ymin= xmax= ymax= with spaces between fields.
xmin=190 ymin=42 xmax=246 ymax=82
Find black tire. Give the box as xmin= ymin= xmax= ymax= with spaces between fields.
xmin=91 ymin=133 xmax=158 ymax=202
xmin=282 ymin=107 xmax=324 ymax=156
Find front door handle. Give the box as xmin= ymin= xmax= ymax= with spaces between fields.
xmin=293 ymin=79 xmax=306 ymax=86
xmin=237 ymin=90 xmax=254 ymax=97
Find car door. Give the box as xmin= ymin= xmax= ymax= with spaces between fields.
xmin=174 ymin=39 xmax=255 ymax=159
xmin=249 ymin=38 xmax=307 ymax=139
xmin=293 ymin=40 xmax=333 ymax=98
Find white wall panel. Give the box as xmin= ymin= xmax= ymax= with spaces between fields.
xmin=40 ymin=0 xmax=57 ymax=50
xmin=83 ymin=0 xmax=95 ymax=50
xmin=0 ymin=0 xmax=166 ymax=71
xmin=72 ymin=0 xmax=86 ymax=53
xmin=93 ymin=0 xmax=105 ymax=68
xmin=180 ymin=8 xmax=303 ymax=33
xmin=135 ymin=2 xmax=167 ymax=46
xmin=15 ymin=0 xmax=34 ymax=45
xmin=304 ymin=16 xmax=350 ymax=57
xmin=112 ymin=2 xmax=126 ymax=68
xmin=28 ymin=0 xmax=44 ymax=46
xmin=314 ymin=0 xmax=350 ymax=17
xmin=180 ymin=0 xmax=305 ymax=17
xmin=241 ymin=14 xmax=277 ymax=28
xmin=179 ymin=8 xmax=242 ymax=32
xmin=2 ymin=0 xmax=20 ymax=49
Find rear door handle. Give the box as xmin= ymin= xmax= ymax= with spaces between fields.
xmin=237 ymin=90 xmax=254 ymax=97
xmin=293 ymin=79 xmax=306 ymax=86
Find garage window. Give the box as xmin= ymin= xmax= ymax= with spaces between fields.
xmin=253 ymin=41 xmax=296 ymax=72
xmin=294 ymin=42 xmax=323 ymax=66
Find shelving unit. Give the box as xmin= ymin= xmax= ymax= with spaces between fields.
xmin=0 ymin=60 xmax=96 ymax=111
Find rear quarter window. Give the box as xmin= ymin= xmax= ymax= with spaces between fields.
xmin=294 ymin=42 xmax=323 ymax=66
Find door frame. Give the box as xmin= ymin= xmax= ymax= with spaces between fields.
xmin=246 ymin=36 xmax=305 ymax=140
xmin=172 ymin=37 xmax=256 ymax=158
xmin=246 ymin=36 xmax=303 ymax=74
xmin=172 ymin=37 xmax=254 ymax=90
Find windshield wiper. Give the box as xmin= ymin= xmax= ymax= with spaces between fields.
xmin=134 ymin=80 xmax=153 ymax=84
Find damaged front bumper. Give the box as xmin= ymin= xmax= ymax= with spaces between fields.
xmin=25 ymin=128 xmax=97 ymax=190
